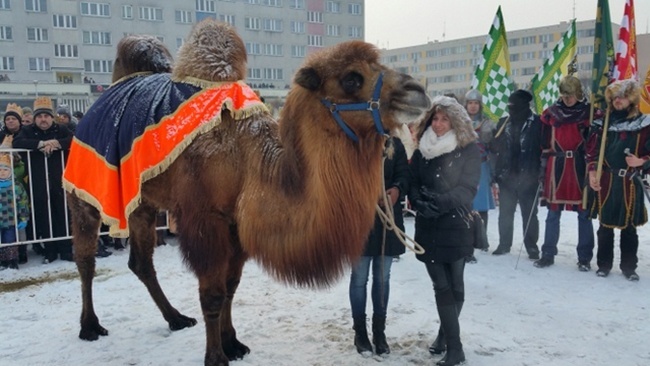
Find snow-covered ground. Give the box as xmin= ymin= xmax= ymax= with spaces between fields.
xmin=1 ymin=206 xmax=648 ymax=366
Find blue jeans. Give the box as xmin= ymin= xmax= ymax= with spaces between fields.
xmin=349 ymin=256 xmax=393 ymax=319
xmin=541 ymin=209 xmax=594 ymax=262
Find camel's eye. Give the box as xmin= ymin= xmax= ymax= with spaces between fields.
xmin=340 ymin=72 xmax=364 ymax=94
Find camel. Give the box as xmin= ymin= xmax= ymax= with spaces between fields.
xmin=64 ymin=20 xmax=431 ymax=366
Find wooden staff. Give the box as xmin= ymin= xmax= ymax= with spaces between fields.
xmin=494 ymin=116 xmax=510 ymax=139
xmin=582 ymin=94 xmax=597 ymax=209
xmin=595 ymin=103 xmax=611 ymax=183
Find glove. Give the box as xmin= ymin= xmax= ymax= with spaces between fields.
xmin=419 ymin=186 xmax=438 ymax=202
xmin=17 ymin=221 xmax=27 ymax=230
xmin=414 ymin=200 xmax=441 ymax=219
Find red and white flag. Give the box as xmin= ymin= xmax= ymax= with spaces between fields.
xmin=612 ymin=0 xmax=638 ymax=80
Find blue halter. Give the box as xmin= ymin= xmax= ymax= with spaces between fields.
xmin=320 ymin=72 xmax=386 ymax=143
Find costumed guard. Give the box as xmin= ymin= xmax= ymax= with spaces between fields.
xmin=586 ymin=79 xmax=650 ymax=281
xmin=535 ymin=76 xmax=603 ymax=271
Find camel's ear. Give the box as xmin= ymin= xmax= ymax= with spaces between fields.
xmin=294 ymin=67 xmax=321 ymax=91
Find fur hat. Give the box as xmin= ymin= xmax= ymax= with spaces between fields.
xmin=559 ymin=76 xmax=584 ymax=101
xmin=0 ymin=153 xmax=12 ymax=170
xmin=508 ymin=89 xmax=533 ymax=107
xmin=4 ymin=103 xmax=23 ymax=122
xmin=417 ymin=96 xmax=477 ymax=148
xmin=33 ymin=96 xmax=55 ymax=118
xmin=56 ymin=106 xmax=71 ymax=119
xmin=606 ymin=79 xmax=641 ymax=118
xmin=22 ymin=106 xmax=33 ymax=115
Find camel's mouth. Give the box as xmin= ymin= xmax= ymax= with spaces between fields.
xmin=389 ymin=80 xmax=431 ymax=123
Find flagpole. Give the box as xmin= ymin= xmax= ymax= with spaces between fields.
xmin=582 ymin=94 xmax=598 ymax=209
xmin=595 ymin=104 xmax=611 ymax=183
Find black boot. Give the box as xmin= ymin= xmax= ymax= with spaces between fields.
xmin=353 ymin=316 xmax=373 ymax=356
xmin=429 ymin=327 xmax=446 ymax=354
xmin=372 ymin=315 xmax=390 ymax=356
xmin=436 ymin=303 xmax=465 ymax=366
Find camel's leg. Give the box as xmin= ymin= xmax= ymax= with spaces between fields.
xmin=220 ymin=245 xmax=249 ymax=361
xmin=127 ymin=203 xmax=197 ymax=330
xmin=68 ymin=194 xmax=107 ymax=341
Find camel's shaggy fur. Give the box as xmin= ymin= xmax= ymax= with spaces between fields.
xmin=68 ymin=20 xmax=430 ymax=366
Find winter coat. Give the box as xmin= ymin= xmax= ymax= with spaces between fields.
xmin=585 ymin=110 xmax=650 ymax=228
xmin=491 ymin=111 xmax=542 ymax=189
xmin=540 ymin=100 xmax=601 ymax=211
xmin=409 ymin=142 xmax=481 ymax=263
xmin=362 ymin=137 xmax=409 ymax=257
xmin=471 ymin=115 xmax=496 ymax=212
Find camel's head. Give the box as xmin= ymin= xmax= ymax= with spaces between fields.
xmin=112 ymin=35 xmax=173 ymax=82
xmin=173 ymin=19 xmax=247 ymax=82
xmin=293 ymin=41 xmax=430 ymax=140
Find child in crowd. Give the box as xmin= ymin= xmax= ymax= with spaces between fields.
xmin=0 ymin=153 xmax=29 ymax=270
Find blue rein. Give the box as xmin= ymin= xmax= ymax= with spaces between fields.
xmin=320 ymin=72 xmax=385 ymax=143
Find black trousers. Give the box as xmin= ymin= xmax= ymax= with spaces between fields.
xmin=597 ymin=225 xmax=638 ymax=271
xmin=424 ymin=258 xmax=465 ymax=305
xmin=497 ymin=180 xmax=540 ymax=255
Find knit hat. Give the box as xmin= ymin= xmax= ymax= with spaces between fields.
xmin=22 ymin=106 xmax=33 ymax=115
xmin=33 ymin=96 xmax=55 ymax=118
xmin=56 ymin=106 xmax=71 ymax=119
xmin=4 ymin=103 xmax=23 ymax=122
xmin=0 ymin=153 xmax=12 ymax=169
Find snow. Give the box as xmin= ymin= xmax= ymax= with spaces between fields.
xmin=1 ymin=206 xmax=649 ymax=366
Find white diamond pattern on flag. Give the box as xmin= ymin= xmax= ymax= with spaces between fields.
xmin=484 ymin=65 xmax=511 ymax=117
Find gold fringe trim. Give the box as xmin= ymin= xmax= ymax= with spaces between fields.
xmin=62 ymin=180 xmax=129 ymax=238
xmin=110 ymin=71 xmax=154 ymax=89
xmin=171 ymin=76 xmax=236 ymax=89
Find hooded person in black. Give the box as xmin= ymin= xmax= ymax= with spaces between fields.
xmin=490 ymin=90 xmax=542 ymax=259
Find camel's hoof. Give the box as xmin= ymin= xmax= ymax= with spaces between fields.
xmin=205 ymin=350 xmax=230 ymax=366
xmin=224 ymin=338 xmax=250 ymax=361
xmin=168 ymin=314 xmax=197 ymax=331
xmin=79 ymin=324 xmax=109 ymax=341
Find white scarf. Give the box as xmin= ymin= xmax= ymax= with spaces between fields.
xmin=419 ymin=128 xmax=458 ymax=160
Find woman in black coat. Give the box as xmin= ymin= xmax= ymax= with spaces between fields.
xmin=349 ymin=136 xmax=409 ymax=357
xmin=409 ymin=96 xmax=481 ymax=366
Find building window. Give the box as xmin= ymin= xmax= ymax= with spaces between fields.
xmin=80 ymin=2 xmax=110 ymax=17
xmin=84 ymin=59 xmax=113 ymax=73
xmin=307 ymin=35 xmax=322 ymax=47
xmin=290 ymin=21 xmax=304 ymax=34
xmin=508 ymin=38 xmax=519 ymax=47
xmin=122 ymin=5 xmax=133 ymax=19
xmin=139 ymin=7 xmax=163 ymax=21
xmin=0 ymin=26 xmax=12 ymax=40
xmin=176 ymin=38 xmax=184 ymax=49
xmin=291 ymin=45 xmax=305 ymax=57
xmin=264 ymin=43 xmax=283 ymax=56
xmin=196 ymin=0 xmax=215 ymax=12
xmin=53 ymin=14 xmax=77 ymax=29
xmin=307 ymin=11 xmax=322 ymax=23
xmin=25 ymin=0 xmax=46 ymax=12
xmin=538 ymin=50 xmax=552 ymax=59
xmin=246 ymin=42 xmax=261 ymax=55
xmin=83 ymin=31 xmax=111 ymax=45
xmin=27 ymin=27 xmax=48 ymax=42
xmin=54 ymin=44 xmax=79 ymax=58
xmin=289 ymin=0 xmax=304 ymax=9
xmin=263 ymin=18 xmax=282 ymax=32
xmin=0 ymin=0 xmax=10 ymax=10
xmin=577 ymin=45 xmax=594 ymax=54
xmin=326 ymin=24 xmax=340 ymax=36
xmin=539 ymin=33 xmax=554 ymax=43
xmin=348 ymin=3 xmax=361 ymax=15
xmin=326 ymin=1 xmax=340 ymax=13
xmin=263 ymin=68 xmax=283 ymax=80
xmin=247 ymin=0 xmax=260 ymax=4
xmin=175 ymin=10 xmax=192 ymax=23
xmin=577 ymin=29 xmax=595 ymax=38
xmin=521 ymin=67 xmax=537 ymax=76
xmin=509 ymin=53 xmax=519 ymax=62
xmin=521 ymin=36 xmax=536 ymax=45
xmin=521 ymin=51 xmax=536 ymax=60
xmin=248 ymin=68 xmax=262 ymax=79
xmin=262 ymin=0 xmax=282 ymax=6
xmin=348 ymin=26 xmax=362 ymax=38
xmin=29 ymin=57 xmax=50 ymax=71
xmin=0 ymin=56 xmax=14 ymax=70
xmin=245 ymin=17 xmax=261 ymax=30
xmin=219 ymin=14 xmax=235 ymax=25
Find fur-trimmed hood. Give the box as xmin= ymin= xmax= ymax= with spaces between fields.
xmin=416 ymin=95 xmax=477 ymax=148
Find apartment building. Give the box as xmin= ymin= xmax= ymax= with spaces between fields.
xmin=0 ymin=0 xmax=365 ymax=111
xmin=380 ymin=19 xmax=650 ymax=99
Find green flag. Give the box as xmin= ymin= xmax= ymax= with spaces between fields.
xmin=470 ymin=6 xmax=514 ymax=122
xmin=531 ymin=20 xmax=577 ymax=114
xmin=592 ymin=0 xmax=614 ymax=109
